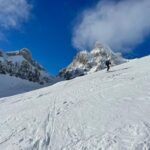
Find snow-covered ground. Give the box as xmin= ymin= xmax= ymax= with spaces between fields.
xmin=0 ymin=56 xmax=150 ymax=150
xmin=0 ymin=74 xmax=42 ymax=98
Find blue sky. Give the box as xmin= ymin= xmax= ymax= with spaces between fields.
xmin=0 ymin=0 xmax=150 ymax=75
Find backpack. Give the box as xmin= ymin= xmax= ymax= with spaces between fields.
xmin=105 ymin=60 xmax=110 ymax=66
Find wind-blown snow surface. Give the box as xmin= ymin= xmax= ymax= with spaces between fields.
xmin=0 ymin=74 xmax=42 ymax=98
xmin=1 ymin=56 xmax=150 ymax=150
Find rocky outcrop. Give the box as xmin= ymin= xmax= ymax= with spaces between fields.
xmin=0 ymin=48 xmax=55 ymax=85
xmin=59 ymin=44 xmax=126 ymax=80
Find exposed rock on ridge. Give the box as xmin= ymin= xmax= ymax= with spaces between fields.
xmin=59 ymin=44 xmax=126 ymax=80
xmin=0 ymin=48 xmax=55 ymax=85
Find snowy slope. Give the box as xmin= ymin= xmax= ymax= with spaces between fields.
xmin=0 ymin=74 xmax=43 ymax=98
xmin=1 ymin=56 xmax=150 ymax=149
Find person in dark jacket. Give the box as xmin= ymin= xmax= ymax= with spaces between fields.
xmin=105 ymin=59 xmax=111 ymax=71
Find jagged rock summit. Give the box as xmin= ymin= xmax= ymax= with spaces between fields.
xmin=59 ymin=43 xmax=126 ymax=79
xmin=0 ymin=48 xmax=55 ymax=85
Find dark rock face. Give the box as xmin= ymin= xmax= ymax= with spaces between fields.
xmin=59 ymin=44 xmax=126 ymax=80
xmin=0 ymin=51 xmax=3 ymax=57
xmin=19 ymin=48 xmax=32 ymax=61
xmin=0 ymin=49 xmax=55 ymax=85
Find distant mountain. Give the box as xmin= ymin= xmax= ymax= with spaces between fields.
xmin=0 ymin=48 xmax=56 ymax=85
xmin=59 ymin=43 xmax=126 ymax=79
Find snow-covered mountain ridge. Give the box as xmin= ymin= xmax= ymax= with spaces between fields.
xmin=0 ymin=48 xmax=55 ymax=85
xmin=59 ymin=44 xmax=126 ymax=79
xmin=0 ymin=55 xmax=150 ymax=149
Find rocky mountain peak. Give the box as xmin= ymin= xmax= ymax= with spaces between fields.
xmin=59 ymin=44 xmax=126 ymax=80
xmin=0 ymin=48 xmax=56 ymax=85
xmin=19 ymin=48 xmax=32 ymax=61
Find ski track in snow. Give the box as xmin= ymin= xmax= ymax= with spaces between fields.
xmin=1 ymin=56 xmax=150 ymax=149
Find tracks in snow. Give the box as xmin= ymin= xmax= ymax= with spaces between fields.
xmin=26 ymin=100 xmax=56 ymax=150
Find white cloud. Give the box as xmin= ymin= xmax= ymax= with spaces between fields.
xmin=73 ymin=0 xmax=150 ymax=51
xmin=0 ymin=0 xmax=32 ymax=37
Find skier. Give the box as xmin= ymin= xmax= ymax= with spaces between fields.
xmin=105 ymin=59 xmax=111 ymax=71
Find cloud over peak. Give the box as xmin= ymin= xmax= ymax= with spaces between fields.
xmin=73 ymin=0 xmax=150 ymax=51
